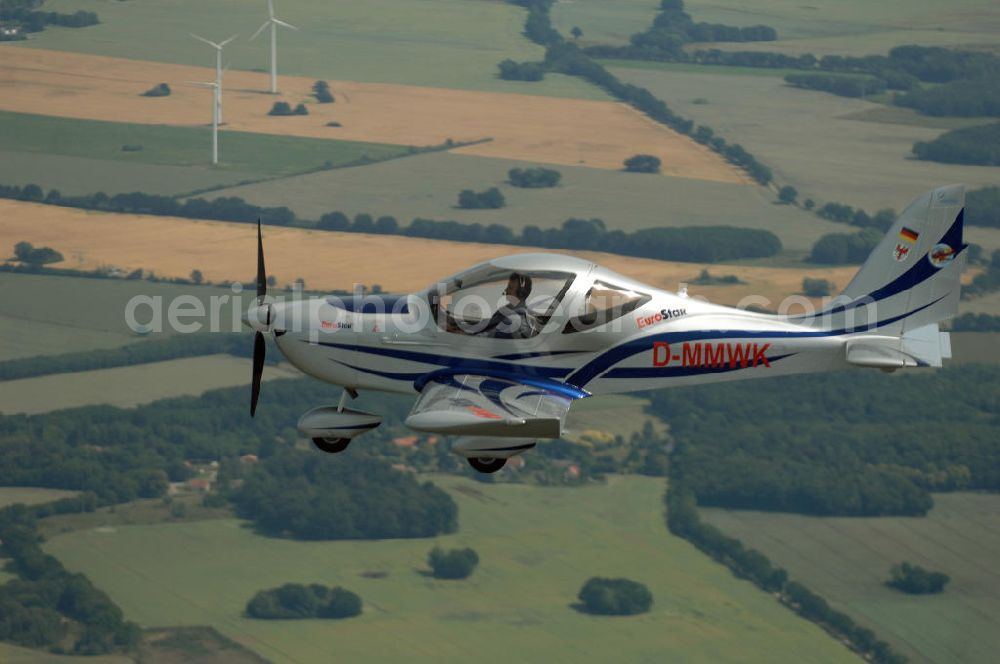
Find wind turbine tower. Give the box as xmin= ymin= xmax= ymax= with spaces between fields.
xmin=252 ymin=0 xmax=298 ymax=94
xmin=189 ymin=79 xmax=220 ymax=165
xmin=191 ymin=33 xmax=236 ymax=123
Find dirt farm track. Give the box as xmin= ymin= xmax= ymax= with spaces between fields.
xmin=0 ymin=46 xmax=745 ymax=183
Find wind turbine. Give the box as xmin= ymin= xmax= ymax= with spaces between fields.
xmin=190 ymin=33 xmax=236 ymax=123
xmin=188 ymin=79 xmax=220 ymax=165
xmin=251 ymin=0 xmax=297 ymax=94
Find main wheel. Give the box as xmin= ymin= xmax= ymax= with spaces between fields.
xmin=312 ymin=437 xmax=351 ymax=454
xmin=468 ymin=456 xmax=506 ymax=474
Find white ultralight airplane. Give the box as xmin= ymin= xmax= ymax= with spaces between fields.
xmin=245 ymin=184 xmax=968 ymax=473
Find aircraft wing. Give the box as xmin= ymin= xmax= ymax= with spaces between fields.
xmin=404 ymin=372 xmax=589 ymax=438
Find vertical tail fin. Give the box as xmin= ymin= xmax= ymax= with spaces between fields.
xmin=807 ymin=184 xmax=968 ymax=336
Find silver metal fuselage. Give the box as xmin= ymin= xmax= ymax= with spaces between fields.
xmin=271 ymin=254 xmax=850 ymax=398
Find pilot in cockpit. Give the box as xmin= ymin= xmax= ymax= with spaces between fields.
xmin=480 ymin=272 xmax=538 ymax=339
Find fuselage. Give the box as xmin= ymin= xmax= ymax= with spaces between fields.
xmin=271 ymin=255 xmax=851 ymax=397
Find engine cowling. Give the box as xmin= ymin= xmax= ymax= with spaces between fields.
xmin=297 ymin=406 xmax=382 ymax=440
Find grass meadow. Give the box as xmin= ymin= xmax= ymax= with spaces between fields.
xmin=17 ymin=0 xmax=602 ymax=98
xmin=609 ymin=66 xmax=1000 ymax=231
xmin=0 ymin=111 xmax=412 ymax=178
xmin=683 ymin=0 xmax=1000 ymax=55
xmin=206 ymin=151 xmax=843 ymax=252
xmin=0 ymin=274 xmax=239 ymax=361
xmin=44 ymin=476 xmax=859 ymax=664
xmin=0 ymin=355 xmax=299 ymax=415
xmin=701 ymin=493 xmax=1000 ymax=664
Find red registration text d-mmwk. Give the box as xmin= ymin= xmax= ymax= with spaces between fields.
xmin=652 ymin=341 xmax=772 ymax=369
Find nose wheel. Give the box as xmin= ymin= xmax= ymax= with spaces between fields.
xmin=312 ymin=437 xmax=351 ymax=454
xmin=467 ymin=457 xmax=506 ymax=474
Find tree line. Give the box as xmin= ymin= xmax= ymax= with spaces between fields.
xmin=231 ymin=448 xmax=457 ymax=540
xmin=912 ymin=123 xmax=1000 ymax=166
xmin=950 ymin=312 xmax=1000 ymax=332
xmin=785 ymin=73 xmax=886 ymax=98
xmin=665 ymin=483 xmax=907 ymax=663
xmin=0 ymin=333 xmax=251 ymax=382
xmin=580 ymin=1 xmax=1000 ymax=121
xmin=0 ymin=182 xmax=782 ymax=263
xmin=0 ymin=502 xmax=139 ymax=654
xmin=508 ymin=0 xmax=774 ymax=186
xmin=0 ymin=0 xmax=98 ymax=36
xmin=649 ymin=365 xmax=1000 ymax=517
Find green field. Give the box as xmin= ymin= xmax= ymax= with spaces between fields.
xmin=0 ymin=487 xmax=77 ymax=508
xmin=0 ymin=151 xmax=259 ymax=197
xmin=0 ymin=355 xmax=298 ymax=415
xmin=0 ymin=274 xmax=239 ymax=361
xmin=202 ymin=151 xmax=844 ymax=253
xmin=20 ymin=0 xmax=602 ymax=99
xmin=44 ymin=476 xmax=860 ymax=663
xmin=609 ymin=65 xmax=1000 ymax=244
xmin=0 ymin=642 xmax=129 ymax=664
xmin=551 ymin=0 xmax=659 ymax=47
xmin=701 ymin=493 xmax=1000 ymax=664
xmin=0 ymin=111 xmax=413 ymax=179
xmin=683 ymin=0 xmax=1000 ymax=56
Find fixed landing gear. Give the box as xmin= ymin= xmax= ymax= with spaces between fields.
xmin=312 ymin=437 xmax=351 ymax=454
xmin=467 ymin=457 xmax=506 ymax=474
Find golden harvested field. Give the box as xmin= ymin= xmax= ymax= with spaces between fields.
xmin=1 ymin=199 xmax=854 ymax=308
xmin=0 ymin=47 xmax=744 ymax=183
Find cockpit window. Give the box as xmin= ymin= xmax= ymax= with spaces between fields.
xmin=429 ymin=268 xmax=574 ymax=339
xmin=563 ymin=280 xmax=650 ymax=333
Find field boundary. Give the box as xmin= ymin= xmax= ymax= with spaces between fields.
xmin=172 ymin=136 xmax=495 ymax=199
xmin=665 ymin=481 xmax=909 ymax=664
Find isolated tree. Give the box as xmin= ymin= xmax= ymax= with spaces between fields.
xmin=778 ymin=185 xmax=798 ymax=204
xmin=268 ymin=101 xmax=293 ymax=116
xmin=887 ymin=562 xmax=950 ymax=594
xmin=141 ymin=83 xmax=171 ymax=97
xmin=428 ymin=546 xmax=479 ymax=579
xmin=190 ymin=269 xmax=204 ymax=285
xmin=571 ymin=26 xmax=583 ymax=40
xmin=623 ymin=154 xmax=661 ymax=173
xmin=802 ymin=277 xmax=832 ymax=297
xmin=577 ymin=577 xmax=652 ymax=615
xmin=293 ymin=103 xmax=309 ymax=116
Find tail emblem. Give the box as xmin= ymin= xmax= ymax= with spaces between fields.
xmin=893 ymin=243 xmax=911 ymax=262
xmin=928 ymin=243 xmax=955 ymax=268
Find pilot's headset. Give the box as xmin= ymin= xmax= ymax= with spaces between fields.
xmin=513 ymin=273 xmax=532 ymax=302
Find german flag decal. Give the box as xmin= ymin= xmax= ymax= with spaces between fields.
xmin=899 ymin=227 xmax=919 ymax=243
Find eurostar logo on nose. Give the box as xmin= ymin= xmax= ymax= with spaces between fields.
xmin=637 ymin=308 xmax=686 ymax=330
xmin=652 ymin=341 xmax=772 ymax=369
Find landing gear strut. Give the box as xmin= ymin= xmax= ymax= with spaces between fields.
xmin=467 ymin=457 xmax=506 ymax=474
xmin=312 ymin=437 xmax=351 ymax=454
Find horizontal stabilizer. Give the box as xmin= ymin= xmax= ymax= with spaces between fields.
xmin=846 ymin=324 xmax=950 ymax=369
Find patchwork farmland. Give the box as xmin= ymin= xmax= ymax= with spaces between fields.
xmin=44 ymin=476 xmax=860 ymax=664
xmin=0 ymin=199 xmax=858 ymax=306
xmin=0 ymin=47 xmax=742 ymax=182
xmin=702 ymin=493 xmax=1000 ymax=664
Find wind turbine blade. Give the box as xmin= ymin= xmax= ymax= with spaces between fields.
xmin=267 ymin=0 xmax=275 ymax=19
xmin=272 ymin=18 xmax=297 ymax=30
xmin=185 ymin=80 xmax=217 ymax=88
xmin=251 ymin=21 xmax=269 ymax=40
xmin=219 ymin=34 xmax=238 ymax=48
xmin=190 ymin=33 xmax=219 ymax=48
